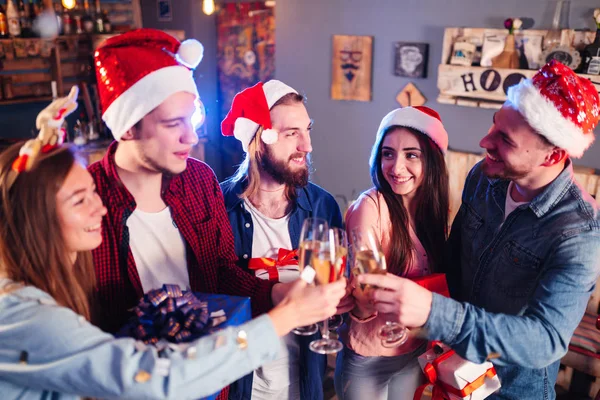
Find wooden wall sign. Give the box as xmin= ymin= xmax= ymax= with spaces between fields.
xmin=396 ymin=82 xmax=426 ymax=107
xmin=331 ymin=35 xmax=373 ymax=102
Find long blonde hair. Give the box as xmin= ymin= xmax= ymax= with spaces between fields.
xmin=0 ymin=144 xmax=96 ymax=320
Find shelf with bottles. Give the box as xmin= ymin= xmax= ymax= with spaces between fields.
xmin=0 ymin=0 xmax=141 ymax=40
xmin=437 ymin=27 xmax=600 ymax=109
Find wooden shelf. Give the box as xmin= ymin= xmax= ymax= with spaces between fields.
xmin=437 ymin=27 xmax=600 ymax=109
xmin=0 ymin=96 xmax=53 ymax=106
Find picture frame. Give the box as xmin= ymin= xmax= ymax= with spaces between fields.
xmin=394 ymin=42 xmax=429 ymax=78
xmin=157 ymin=0 xmax=172 ymax=22
xmin=331 ymin=35 xmax=373 ymax=102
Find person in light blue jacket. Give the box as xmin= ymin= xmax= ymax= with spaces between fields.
xmin=0 ymin=135 xmax=346 ymax=398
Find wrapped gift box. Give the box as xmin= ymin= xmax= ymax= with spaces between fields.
xmin=417 ymin=343 xmax=501 ymax=400
xmin=412 ymin=273 xmax=450 ymax=297
xmin=195 ymin=292 xmax=251 ymax=332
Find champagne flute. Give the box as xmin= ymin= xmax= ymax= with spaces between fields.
xmin=309 ymin=227 xmax=346 ymax=354
xmin=292 ymin=217 xmax=329 ymax=336
xmin=351 ymin=227 xmax=409 ymax=348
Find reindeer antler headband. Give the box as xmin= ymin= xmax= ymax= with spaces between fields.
xmin=6 ymin=86 xmax=79 ymax=189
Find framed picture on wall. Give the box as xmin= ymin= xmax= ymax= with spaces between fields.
xmin=331 ymin=35 xmax=373 ymax=102
xmin=394 ymin=42 xmax=428 ymax=78
xmin=157 ymin=0 xmax=172 ymax=21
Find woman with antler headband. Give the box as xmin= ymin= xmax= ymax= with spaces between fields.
xmin=0 ymin=90 xmax=346 ymax=399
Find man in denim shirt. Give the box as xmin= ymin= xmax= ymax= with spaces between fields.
xmin=220 ymin=80 xmax=353 ymax=400
xmin=359 ymin=60 xmax=600 ymax=399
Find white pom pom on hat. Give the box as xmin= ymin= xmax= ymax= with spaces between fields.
xmin=176 ymin=39 xmax=204 ymax=69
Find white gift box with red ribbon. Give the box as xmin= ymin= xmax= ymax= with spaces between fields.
xmin=415 ymin=342 xmax=501 ymax=400
xmin=248 ymin=248 xmax=300 ymax=283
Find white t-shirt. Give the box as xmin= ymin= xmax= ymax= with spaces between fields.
xmin=505 ymin=181 xmax=529 ymax=220
xmin=126 ymin=206 xmax=190 ymax=293
xmin=244 ymin=199 xmax=300 ymax=400
xmin=244 ymin=199 xmax=299 ymax=283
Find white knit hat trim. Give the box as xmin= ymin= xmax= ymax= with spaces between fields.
xmin=234 ymin=117 xmax=260 ymax=152
xmin=375 ymin=108 xmax=449 ymax=154
xmin=102 ymin=65 xmax=199 ymax=141
xmin=506 ymin=79 xmax=594 ymax=158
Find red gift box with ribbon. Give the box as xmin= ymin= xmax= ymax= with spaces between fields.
xmin=414 ymin=342 xmax=501 ymax=400
xmin=412 ymin=273 xmax=450 ymax=297
xmin=248 ymin=248 xmax=300 ymax=283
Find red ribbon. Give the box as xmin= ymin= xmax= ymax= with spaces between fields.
xmin=248 ymin=248 xmax=298 ymax=281
xmin=414 ymin=342 xmax=498 ymax=400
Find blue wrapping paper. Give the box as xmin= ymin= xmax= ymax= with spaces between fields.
xmin=117 ymin=285 xmax=252 ymax=400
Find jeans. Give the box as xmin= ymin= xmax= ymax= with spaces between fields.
xmin=334 ymin=345 xmax=426 ymax=400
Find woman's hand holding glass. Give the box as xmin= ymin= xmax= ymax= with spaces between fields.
xmin=350 ymin=227 xmax=409 ymax=348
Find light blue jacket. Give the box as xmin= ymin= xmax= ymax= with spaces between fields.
xmin=0 ymin=279 xmax=280 ymax=400
xmin=425 ymin=160 xmax=600 ymax=399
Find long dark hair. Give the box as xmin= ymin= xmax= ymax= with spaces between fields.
xmin=0 ymin=144 xmax=96 ymax=320
xmin=369 ymin=126 xmax=449 ymax=275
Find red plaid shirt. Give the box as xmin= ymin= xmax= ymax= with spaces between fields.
xmin=88 ymin=141 xmax=276 ymax=334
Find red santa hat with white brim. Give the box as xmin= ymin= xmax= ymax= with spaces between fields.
xmin=372 ymin=106 xmax=449 ymax=157
xmin=221 ymin=80 xmax=298 ymax=152
xmin=94 ymin=28 xmax=204 ymax=140
xmin=506 ymin=60 xmax=599 ymax=158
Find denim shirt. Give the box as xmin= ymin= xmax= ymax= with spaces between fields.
xmin=425 ymin=160 xmax=600 ymax=400
xmin=220 ymin=178 xmax=343 ymax=400
xmin=0 ymin=280 xmax=280 ymax=400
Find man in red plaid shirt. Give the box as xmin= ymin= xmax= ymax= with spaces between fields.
xmin=88 ymin=30 xmax=291 ymax=397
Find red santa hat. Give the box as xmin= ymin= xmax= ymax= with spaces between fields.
xmin=221 ymin=80 xmax=298 ymax=152
xmin=506 ymin=60 xmax=600 ymax=158
xmin=373 ymin=106 xmax=449 ymax=154
xmin=94 ymin=28 xmax=204 ymax=140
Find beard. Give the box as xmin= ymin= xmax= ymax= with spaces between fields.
xmin=481 ymin=157 xmax=529 ymax=181
xmin=261 ymin=146 xmax=310 ymax=187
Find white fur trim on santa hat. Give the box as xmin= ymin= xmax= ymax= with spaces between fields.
xmin=263 ymin=80 xmax=298 ymax=108
xmin=102 ymin=65 xmax=199 ymax=140
xmin=234 ymin=117 xmax=260 ymax=152
xmin=375 ymin=108 xmax=449 ymax=154
xmin=507 ymin=79 xmax=594 ymax=158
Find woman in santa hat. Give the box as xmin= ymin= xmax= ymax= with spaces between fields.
xmin=0 ymin=92 xmax=346 ymax=399
xmin=335 ymin=106 xmax=450 ymax=400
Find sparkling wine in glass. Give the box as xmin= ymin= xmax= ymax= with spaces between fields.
xmin=309 ymin=228 xmax=346 ymax=354
xmin=351 ymin=227 xmax=409 ymax=348
xmin=292 ymin=218 xmax=328 ymax=336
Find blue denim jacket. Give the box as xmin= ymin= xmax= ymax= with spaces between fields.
xmin=425 ymin=160 xmax=600 ymax=400
xmin=0 ymin=280 xmax=280 ymax=400
xmin=220 ymin=178 xmax=343 ymax=400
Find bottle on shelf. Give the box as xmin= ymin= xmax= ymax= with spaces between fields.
xmin=18 ymin=0 xmax=32 ymax=37
xmin=53 ymin=0 xmax=63 ymax=35
xmin=582 ymin=28 xmax=600 ymax=74
xmin=0 ymin=5 xmax=9 ymax=38
xmin=73 ymin=0 xmax=82 ymax=34
xmin=82 ymin=0 xmax=93 ymax=33
xmin=6 ymin=0 xmax=22 ymax=38
xmin=62 ymin=2 xmax=72 ymax=35
xmin=93 ymin=0 xmax=102 ymax=33
xmin=101 ymin=8 xmax=110 ymax=33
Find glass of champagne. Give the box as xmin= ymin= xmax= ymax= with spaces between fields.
xmin=292 ymin=217 xmax=329 ymax=336
xmin=351 ymin=227 xmax=409 ymax=348
xmin=309 ymin=227 xmax=347 ymax=354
